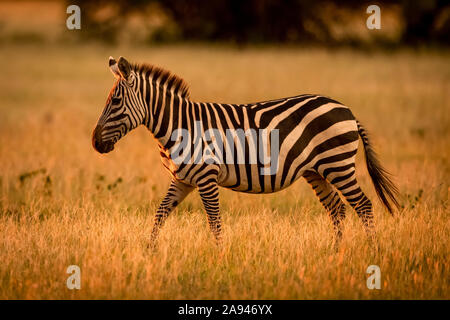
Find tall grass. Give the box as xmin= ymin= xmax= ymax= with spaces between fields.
xmin=0 ymin=43 xmax=448 ymax=299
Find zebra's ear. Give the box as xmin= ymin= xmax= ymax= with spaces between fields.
xmin=118 ymin=56 xmax=131 ymax=81
xmin=109 ymin=56 xmax=121 ymax=78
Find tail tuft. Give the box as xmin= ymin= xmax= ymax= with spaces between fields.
xmin=357 ymin=121 xmax=400 ymax=214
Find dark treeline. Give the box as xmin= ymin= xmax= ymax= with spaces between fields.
xmin=72 ymin=0 xmax=449 ymax=46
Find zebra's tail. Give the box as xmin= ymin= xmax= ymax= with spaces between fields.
xmin=356 ymin=120 xmax=400 ymax=215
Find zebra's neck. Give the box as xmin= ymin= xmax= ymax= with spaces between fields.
xmin=131 ymin=64 xmax=192 ymax=149
xmin=141 ymin=77 xmax=190 ymax=149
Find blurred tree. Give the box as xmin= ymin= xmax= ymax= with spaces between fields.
xmin=402 ymin=0 xmax=449 ymax=45
xmin=71 ymin=0 xmax=151 ymax=43
xmin=161 ymin=0 xmax=322 ymax=43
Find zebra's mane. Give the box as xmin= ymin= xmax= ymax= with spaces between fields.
xmin=132 ymin=63 xmax=190 ymax=99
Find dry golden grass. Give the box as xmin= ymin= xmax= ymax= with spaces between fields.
xmin=0 ymin=43 xmax=448 ymax=299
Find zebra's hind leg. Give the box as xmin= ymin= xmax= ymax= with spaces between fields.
xmin=303 ymin=170 xmax=346 ymax=249
xmin=326 ymin=168 xmax=377 ymax=246
xmin=149 ymin=179 xmax=194 ymax=250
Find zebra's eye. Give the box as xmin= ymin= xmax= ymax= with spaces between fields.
xmin=111 ymin=98 xmax=121 ymax=105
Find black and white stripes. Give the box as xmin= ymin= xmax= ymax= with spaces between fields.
xmin=92 ymin=56 xmax=399 ymax=247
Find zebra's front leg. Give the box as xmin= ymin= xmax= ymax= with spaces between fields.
xmin=149 ymin=179 xmax=194 ymax=249
xmin=197 ymin=180 xmax=222 ymax=245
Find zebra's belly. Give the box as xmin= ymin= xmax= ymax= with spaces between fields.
xmin=217 ymin=163 xmax=307 ymax=193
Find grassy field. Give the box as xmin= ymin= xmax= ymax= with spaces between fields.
xmin=0 ymin=43 xmax=448 ymax=299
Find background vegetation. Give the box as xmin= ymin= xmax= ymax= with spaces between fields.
xmin=72 ymin=0 xmax=449 ymax=46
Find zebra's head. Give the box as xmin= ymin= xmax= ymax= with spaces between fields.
xmin=92 ymin=56 xmax=146 ymax=154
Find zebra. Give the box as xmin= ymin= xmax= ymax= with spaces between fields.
xmin=92 ymin=56 xmax=399 ymax=248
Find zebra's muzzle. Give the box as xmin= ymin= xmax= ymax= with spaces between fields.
xmin=92 ymin=125 xmax=115 ymax=154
